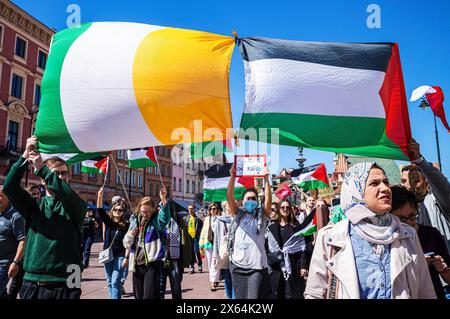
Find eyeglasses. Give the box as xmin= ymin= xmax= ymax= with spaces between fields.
xmin=271 ymin=208 xmax=277 ymax=212
xmin=246 ymin=196 xmax=257 ymax=201
xmin=55 ymin=171 xmax=69 ymax=178
xmin=399 ymin=213 xmax=418 ymax=223
xmin=114 ymin=208 xmax=124 ymax=212
xmin=281 ymin=206 xmax=290 ymax=210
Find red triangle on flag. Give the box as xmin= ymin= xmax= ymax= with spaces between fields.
xmin=146 ymin=147 xmax=157 ymax=163
xmin=94 ymin=157 xmax=109 ymax=175
xmin=237 ymin=176 xmax=255 ymax=189
xmin=311 ymin=163 xmax=329 ymax=186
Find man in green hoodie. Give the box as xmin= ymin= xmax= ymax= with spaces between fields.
xmin=3 ymin=136 xmax=86 ymax=299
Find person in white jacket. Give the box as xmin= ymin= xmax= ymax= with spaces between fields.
xmin=305 ymin=162 xmax=436 ymax=299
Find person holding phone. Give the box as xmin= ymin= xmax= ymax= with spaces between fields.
xmin=391 ymin=185 xmax=450 ymax=299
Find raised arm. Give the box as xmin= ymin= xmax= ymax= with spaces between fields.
xmin=156 ymin=186 xmax=171 ymax=231
xmin=227 ymin=164 xmax=238 ymax=216
xmin=408 ymin=139 xmax=450 ymax=216
xmin=263 ymin=166 xmax=272 ymax=218
xmin=29 ymin=151 xmax=85 ymax=226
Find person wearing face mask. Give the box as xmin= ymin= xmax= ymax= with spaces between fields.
xmin=226 ymin=164 xmax=272 ymax=299
xmin=96 ymin=187 xmax=129 ymax=299
xmin=390 ymin=186 xmax=450 ymax=299
xmin=3 ymin=136 xmax=86 ymax=299
xmin=400 ymin=139 xmax=450 ymax=252
xmin=122 ymin=187 xmax=170 ymax=299
xmin=305 ymin=162 xmax=435 ymax=299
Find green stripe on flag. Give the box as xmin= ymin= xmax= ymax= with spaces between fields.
xmin=129 ymin=157 xmax=156 ymax=168
xmin=203 ymin=187 xmax=246 ymax=202
xmin=35 ymin=23 xmax=92 ymax=153
xmin=81 ymin=166 xmax=100 ymax=174
xmin=240 ymin=113 xmax=408 ymax=160
xmin=296 ymin=180 xmax=329 ymax=191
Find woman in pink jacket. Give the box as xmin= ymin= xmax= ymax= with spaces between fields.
xmin=304 ymin=162 xmax=435 ymax=299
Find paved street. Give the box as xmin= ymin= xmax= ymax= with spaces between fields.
xmin=81 ymin=243 xmax=227 ymax=299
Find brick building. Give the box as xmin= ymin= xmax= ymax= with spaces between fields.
xmin=0 ymin=0 xmax=54 ymax=185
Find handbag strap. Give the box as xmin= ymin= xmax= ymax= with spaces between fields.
xmin=108 ymin=229 xmax=119 ymax=249
xmin=166 ymin=219 xmax=172 ymax=259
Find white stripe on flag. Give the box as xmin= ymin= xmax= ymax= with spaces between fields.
xmin=243 ymin=58 xmax=386 ymax=118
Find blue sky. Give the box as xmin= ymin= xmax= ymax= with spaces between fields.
xmin=14 ymin=0 xmax=450 ymax=178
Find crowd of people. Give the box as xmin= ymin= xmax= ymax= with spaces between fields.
xmin=0 ymin=136 xmax=449 ymax=299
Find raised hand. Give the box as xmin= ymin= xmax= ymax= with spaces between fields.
xmin=407 ymin=138 xmax=421 ymax=161
xmin=23 ymin=135 xmax=38 ymax=159
xmin=27 ymin=151 xmax=43 ymax=172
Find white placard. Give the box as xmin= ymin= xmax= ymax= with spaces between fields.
xmin=235 ymin=155 xmax=266 ymax=177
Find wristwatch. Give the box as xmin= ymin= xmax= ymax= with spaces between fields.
xmin=411 ymin=155 xmax=425 ymax=165
xmin=12 ymin=260 xmax=20 ymax=265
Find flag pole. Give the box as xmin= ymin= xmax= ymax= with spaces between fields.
xmin=434 ymin=115 xmax=443 ymax=172
xmin=111 ymin=155 xmax=134 ymax=212
xmin=154 ymin=147 xmax=165 ymax=187
xmin=101 ymin=156 xmax=110 ymax=189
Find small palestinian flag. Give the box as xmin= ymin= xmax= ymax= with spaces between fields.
xmin=81 ymin=156 xmax=109 ymax=174
xmin=203 ymin=163 xmax=255 ymax=202
xmin=291 ymin=163 xmax=329 ymax=191
xmin=190 ymin=139 xmax=233 ymax=159
xmin=293 ymin=210 xmax=317 ymax=237
xmin=127 ymin=147 xmax=157 ymax=168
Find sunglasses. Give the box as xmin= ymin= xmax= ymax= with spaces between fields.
xmin=114 ymin=208 xmax=124 ymax=212
xmin=399 ymin=213 xmax=418 ymax=223
xmin=271 ymin=208 xmax=277 ymax=212
xmin=55 ymin=171 xmax=69 ymax=177
xmin=281 ymin=206 xmax=290 ymax=210
xmin=246 ymin=196 xmax=257 ymax=201
xmin=210 ymin=207 xmax=217 ymax=210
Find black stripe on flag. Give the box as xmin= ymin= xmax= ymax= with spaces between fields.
xmin=204 ymin=163 xmax=233 ymax=179
xmin=290 ymin=163 xmax=322 ymax=178
xmin=238 ymin=37 xmax=393 ymax=72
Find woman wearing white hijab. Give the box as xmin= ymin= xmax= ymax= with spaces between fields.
xmin=304 ymin=162 xmax=435 ymax=299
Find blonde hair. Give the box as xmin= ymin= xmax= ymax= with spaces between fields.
xmin=135 ymin=196 xmax=156 ymax=215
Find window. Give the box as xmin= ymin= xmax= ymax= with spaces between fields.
xmin=173 ymin=177 xmax=176 ymax=191
xmin=15 ymin=36 xmax=27 ymax=59
xmin=11 ymin=74 xmax=23 ymax=99
xmin=186 ymin=162 xmax=190 ymax=169
xmin=88 ymin=173 xmax=96 ymax=179
xmin=125 ymin=171 xmax=130 ymax=185
xmin=166 ymin=148 xmax=171 ymax=157
xmin=116 ymin=169 xmax=122 ymax=184
xmin=7 ymin=121 xmax=19 ymax=152
xmin=179 ymin=179 xmax=182 ymax=192
xmin=117 ymin=150 xmax=124 ymax=160
xmin=198 ymin=182 xmax=201 ymax=194
xmin=186 ymin=180 xmax=190 ymax=193
xmin=155 ymin=184 xmax=159 ymax=197
xmin=166 ymin=166 xmax=170 ymax=177
xmin=192 ymin=181 xmax=195 ymax=194
xmin=161 ymin=164 xmax=165 ymax=177
xmin=131 ymin=172 xmax=136 ymax=187
xmin=38 ymin=50 xmax=47 ymax=69
xmin=149 ymin=166 xmax=153 ymax=174
xmin=149 ymin=183 xmax=154 ymax=196
xmin=73 ymin=162 xmax=81 ymax=175
xmin=138 ymin=175 xmax=143 ymax=188
xmin=0 ymin=25 xmax=3 ymax=46
xmin=34 ymin=84 xmax=41 ymax=105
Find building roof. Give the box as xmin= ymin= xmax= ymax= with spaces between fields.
xmin=346 ymin=156 xmax=401 ymax=185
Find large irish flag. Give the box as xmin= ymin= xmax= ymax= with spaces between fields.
xmin=203 ymin=163 xmax=255 ymax=202
xmin=35 ymin=22 xmax=235 ymax=153
xmin=238 ymin=37 xmax=412 ymax=160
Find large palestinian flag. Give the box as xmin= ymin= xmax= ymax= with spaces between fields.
xmin=203 ymin=163 xmax=255 ymax=202
xmin=291 ymin=163 xmax=329 ymax=190
xmin=238 ymin=37 xmax=411 ymax=160
xmin=35 ymin=22 xmax=234 ymax=153
xmin=40 ymin=151 xmax=107 ymax=166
